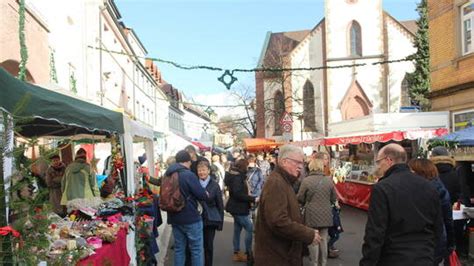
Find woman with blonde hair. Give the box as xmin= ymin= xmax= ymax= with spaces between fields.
xmin=297 ymin=158 xmax=336 ymax=266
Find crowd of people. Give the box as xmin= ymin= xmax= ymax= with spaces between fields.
xmin=156 ymin=144 xmax=345 ymax=266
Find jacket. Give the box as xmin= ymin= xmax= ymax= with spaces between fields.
xmin=201 ymin=177 xmax=224 ymax=230
xmin=296 ymin=171 xmax=336 ymax=228
xmin=46 ymin=163 xmax=66 ymax=214
xmin=165 ymin=163 xmax=208 ymax=225
xmin=247 ymin=165 xmax=264 ymax=197
xmin=360 ymin=164 xmax=442 ymax=266
xmin=224 ymin=169 xmax=255 ymax=215
xmin=430 ymin=178 xmax=454 ymax=261
xmin=431 ymin=156 xmax=461 ymax=204
xmin=60 ymin=158 xmax=99 ymax=205
xmin=254 ymin=166 xmax=315 ymax=266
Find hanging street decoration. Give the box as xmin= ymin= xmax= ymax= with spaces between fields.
xmin=87 ymin=46 xmax=423 ymax=91
xmin=217 ymin=70 xmax=238 ymax=90
xmin=18 ymin=0 xmax=28 ymax=81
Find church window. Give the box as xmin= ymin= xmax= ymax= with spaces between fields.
xmin=349 ymin=21 xmax=362 ymax=57
xmin=274 ymin=90 xmax=285 ymax=136
xmin=303 ymin=80 xmax=316 ymax=131
xmin=400 ymin=75 xmax=411 ymax=107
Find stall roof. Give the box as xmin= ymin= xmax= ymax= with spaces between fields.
xmin=434 ymin=126 xmax=474 ymax=146
xmin=243 ymin=138 xmax=284 ymax=152
xmin=0 ymin=68 xmax=124 ymax=137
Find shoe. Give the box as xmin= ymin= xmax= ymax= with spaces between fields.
xmin=328 ymin=250 xmax=339 ymax=259
xmin=232 ymin=251 xmax=247 ymax=262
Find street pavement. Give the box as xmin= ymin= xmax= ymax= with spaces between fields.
xmin=164 ymin=205 xmax=367 ymax=266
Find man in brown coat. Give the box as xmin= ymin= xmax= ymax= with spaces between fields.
xmin=254 ymin=145 xmax=320 ymax=266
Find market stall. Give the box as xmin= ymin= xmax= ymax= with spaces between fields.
xmin=297 ymin=112 xmax=450 ymax=210
xmin=0 ymin=69 xmax=160 ymax=265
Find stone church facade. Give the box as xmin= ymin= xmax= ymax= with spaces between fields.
xmin=255 ymin=0 xmax=417 ymax=141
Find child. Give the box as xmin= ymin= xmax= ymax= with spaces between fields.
xmin=328 ymin=201 xmax=343 ymax=258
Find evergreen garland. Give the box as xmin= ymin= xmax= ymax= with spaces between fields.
xmin=70 ymin=72 xmax=77 ymax=94
xmin=406 ymin=0 xmax=431 ymax=111
xmin=49 ymin=48 xmax=58 ymax=83
xmin=18 ymin=0 xmax=28 ymax=81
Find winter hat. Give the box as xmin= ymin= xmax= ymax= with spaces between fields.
xmin=75 ymin=148 xmax=87 ymax=159
xmin=431 ymin=146 xmax=449 ymax=157
xmin=175 ymin=150 xmax=192 ymax=163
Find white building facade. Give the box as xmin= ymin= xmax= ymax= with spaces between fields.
xmin=29 ymin=0 xmax=170 ymax=158
xmin=256 ymin=0 xmax=417 ymax=141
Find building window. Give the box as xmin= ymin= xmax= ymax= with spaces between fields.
xmin=462 ymin=1 xmax=474 ymax=55
xmin=400 ymin=75 xmax=411 ymax=107
xmin=303 ymin=80 xmax=316 ymax=132
xmin=349 ymin=20 xmax=362 ymax=57
xmin=273 ymin=90 xmax=284 ymax=136
xmin=453 ymin=109 xmax=474 ymax=131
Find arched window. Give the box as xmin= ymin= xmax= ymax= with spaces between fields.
xmin=401 ymin=75 xmax=411 ymax=106
xmin=303 ymin=80 xmax=316 ymax=131
xmin=349 ymin=21 xmax=362 ymax=57
xmin=274 ymin=90 xmax=284 ymax=135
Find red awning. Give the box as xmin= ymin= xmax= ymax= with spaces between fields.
xmin=292 ymin=138 xmax=325 ymax=147
xmin=295 ymin=128 xmax=449 ymax=146
xmin=325 ymin=131 xmax=405 ymax=145
xmin=191 ymin=141 xmax=210 ymax=151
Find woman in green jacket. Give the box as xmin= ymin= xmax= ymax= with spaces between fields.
xmin=61 ymin=148 xmax=100 ymax=205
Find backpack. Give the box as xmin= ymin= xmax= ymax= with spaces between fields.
xmin=159 ymin=171 xmax=185 ymax=212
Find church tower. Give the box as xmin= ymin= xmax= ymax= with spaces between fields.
xmin=324 ymin=0 xmax=386 ymax=124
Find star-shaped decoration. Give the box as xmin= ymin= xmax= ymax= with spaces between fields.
xmin=217 ymin=70 xmax=237 ymax=90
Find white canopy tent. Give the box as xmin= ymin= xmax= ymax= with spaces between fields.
xmin=122 ymin=116 xmax=155 ymax=196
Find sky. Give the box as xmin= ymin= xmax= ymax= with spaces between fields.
xmin=115 ymin=0 xmax=420 ymax=111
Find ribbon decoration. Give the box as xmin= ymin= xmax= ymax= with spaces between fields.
xmin=0 ymin=226 xmax=21 ymax=238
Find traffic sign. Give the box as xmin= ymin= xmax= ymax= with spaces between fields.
xmin=279 ymin=112 xmax=293 ymax=125
xmin=282 ymin=123 xmax=292 ymax=133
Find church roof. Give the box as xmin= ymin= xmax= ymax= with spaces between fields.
xmin=399 ymin=20 xmax=418 ymax=35
xmin=258 ymin=30 xmax=310 ymax=69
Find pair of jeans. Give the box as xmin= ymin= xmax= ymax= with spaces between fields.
xmin=172 ymin=220 xmax=204 ymax=266
xmin=203 ymin=227 xmax=216 ymax=266
xmin=233 ymin=214 xmax=253 ymax=253
xmin=327 ymin=226 xmax=340 ymax=249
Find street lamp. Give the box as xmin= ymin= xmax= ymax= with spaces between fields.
xmin=297 ymin=114 xmax=304 ymax=141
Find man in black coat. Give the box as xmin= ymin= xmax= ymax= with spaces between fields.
xmin=360 ymin=143 xmax=442 ymax=266
xmin=430 ymin=146 xmax=465 ymax=205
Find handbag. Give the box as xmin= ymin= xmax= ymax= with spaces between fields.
xmin=449 ymin=250 xmax=461 ymax=266
xmin=205 ymin=205 xmax=223 ymax=223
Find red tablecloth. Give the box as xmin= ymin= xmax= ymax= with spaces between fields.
xmin=334 ymin=181 xmax=372 ymax=211
xmin=78 ymin=227 xmax=130 ymax=266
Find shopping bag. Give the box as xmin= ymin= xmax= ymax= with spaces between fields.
xmin=449 ymin=250 xmax=461 ymax=266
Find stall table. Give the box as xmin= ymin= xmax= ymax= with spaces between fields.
xmin=78 ymin=227 xmax=130 ymax=266
xmin=334 ymin=180 xmax=372 ymax=211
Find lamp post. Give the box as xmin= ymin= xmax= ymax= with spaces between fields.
xmin=297 ymin=114 xmax=304 ymax=141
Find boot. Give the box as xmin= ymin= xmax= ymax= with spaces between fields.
xmin=232 ymin=251 xmax=247 ymax=262
xmin=246 ymin=252 xmax=254 ymax=266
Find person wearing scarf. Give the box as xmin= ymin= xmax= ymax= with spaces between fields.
xmin=197 ymin=159 xmax=224 ymax=266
